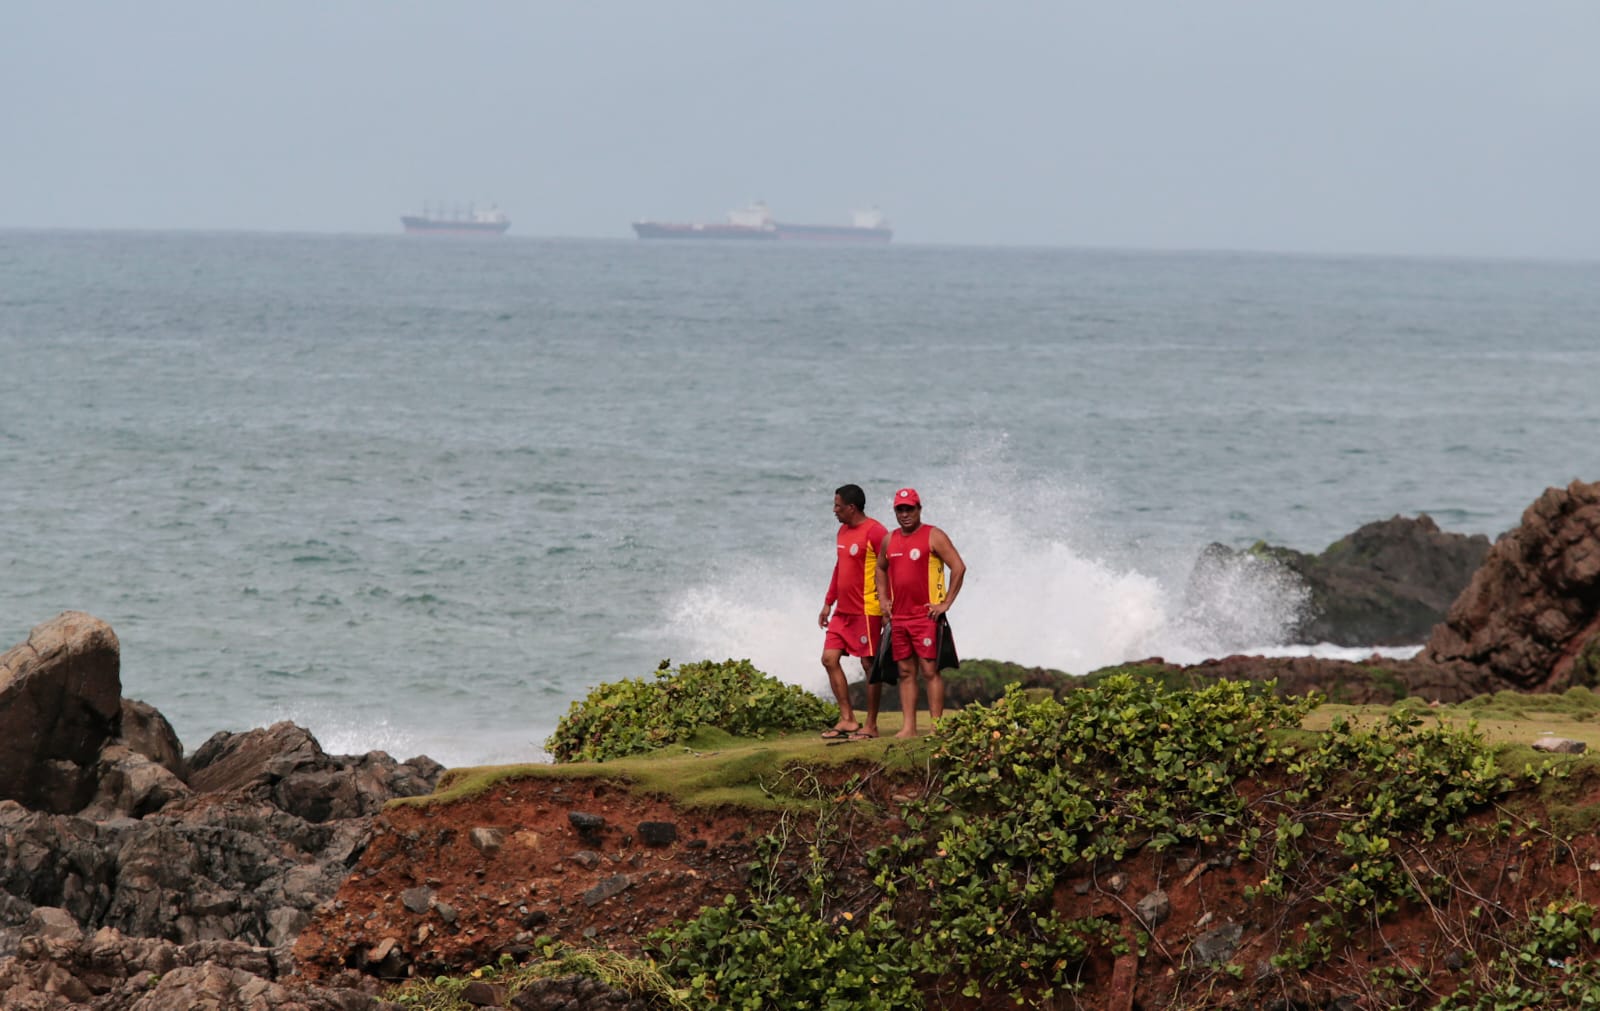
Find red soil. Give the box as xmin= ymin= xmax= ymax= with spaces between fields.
xmin=294 ymin=768 xmax=1600 ymax=1010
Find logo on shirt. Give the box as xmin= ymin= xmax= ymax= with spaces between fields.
xmin=849 ymin=544 xmax=859 ymax=556
xmin=910 ymin=548 xmax=922 ymax=561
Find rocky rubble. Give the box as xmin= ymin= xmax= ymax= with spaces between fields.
xmin=0 ymin=611 xmax=442 ymax=1010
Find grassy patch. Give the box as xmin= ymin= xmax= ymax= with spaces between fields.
xmin=394 ymin=711 xmax=941 ymax=812
xmin=1306 ymin=693 xmax=1600 ymax=751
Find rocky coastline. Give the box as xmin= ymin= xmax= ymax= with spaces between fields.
xmin=5 ymin=479 xmax=1600 ymax=1009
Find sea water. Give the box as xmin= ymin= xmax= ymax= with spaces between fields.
xmin=2 ymin=231 xmax=1597 ymax=767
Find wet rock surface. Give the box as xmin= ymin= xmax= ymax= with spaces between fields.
xmin=1191 ymin=513 xmax=1491 ymax=647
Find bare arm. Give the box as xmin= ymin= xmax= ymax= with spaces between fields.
xmin=820 ymin=557 xmax=840 ymax=629
xmin=927 ymin=526 xmax=965 ymax=618
xmin=875 ymin=532 xmax=893 ymax=616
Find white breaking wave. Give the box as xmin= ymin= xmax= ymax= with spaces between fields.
xmin=660 ymin=449 xmax=1325 ymax=694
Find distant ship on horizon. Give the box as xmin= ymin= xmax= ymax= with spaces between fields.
xmin=632 ymin=202 xmax=892 ymax=243
xmin=401 ymin=202 xmax=510 ymax=236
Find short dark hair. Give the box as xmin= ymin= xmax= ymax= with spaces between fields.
xmin=835 ymin=484 xmax=866 ymax=511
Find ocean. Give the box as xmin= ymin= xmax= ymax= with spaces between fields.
xmin=3 ymin=230 xmax=1597 ymax=768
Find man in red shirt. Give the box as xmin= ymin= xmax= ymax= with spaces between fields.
xmin=875 ymin=487 xmax=966 ymax=737
xmin=818 ymin=484 xmax=889 ymax=740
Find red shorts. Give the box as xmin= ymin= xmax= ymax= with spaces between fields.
xmin=891 ymin=614 xmax=940 ymax=661
xmin=824 ymin=613 xmax=883 ymax=658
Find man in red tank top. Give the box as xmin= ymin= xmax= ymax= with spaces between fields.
xmin=818 ymin=484 xmax=889 ymax=740
xmin=874 ymin=487 xmax=967 ymax=737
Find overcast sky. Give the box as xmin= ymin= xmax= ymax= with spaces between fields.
xmin=4 ymin=2 xmax=1597 ymax=258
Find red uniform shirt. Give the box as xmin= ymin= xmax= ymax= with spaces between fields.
xmin=884 ymin=525 xmax=947 ymax=619
xmin=826 ymin=518 xmax=888 ymax=616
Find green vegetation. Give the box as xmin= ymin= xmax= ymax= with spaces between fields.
xmin=1306 ymin=687 xmax=1600 ymax=752
xmin=400 ymin=712 xmax=934 ymax=813
xmin=545 ymin=658 xmax=836 ymax=763
xmin=1254 ymin=707 xmax=1532 ymax=969
xmin=391 ymin=666 xmax=1600 ymax=1010
xmin=1458 ymin=685 xmax=1600 ymax=721
xmin=388 ymin=945 xmax=688 ymax=1010
xmin=645 ymin=766 xmax=919 ymax=1009
xmin=870 ymin=677 xmax=1314 ymax=1002
xmin=1436 ymin=901 xmax=1600 ymax=1010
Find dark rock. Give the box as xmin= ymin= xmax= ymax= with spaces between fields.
xmin=117 ymin=698 xmax=188 ymax=781
xmin=1134 ymin=888 xmax=1170 ymax=928
xmin=0 ymin=925 xmax=392 ymax=1010
xmin=1193 ymin=515 xmax=1490 ymax=647
xmin=637 ymin=821 xmax=677 ymax=847
xmin=520 ymin=908 xmax=549 ymax=929
xmin=401 ymin=887 xmax=433 ymax=914
xmin=581 ymin=874 xmax=631 ymax=907
xmin=509 ymin=974 xmax=649 ymax=1010
xmin=187 ymin=722 xmax=441 ymax=822
xmin=568 ymin=811 xmax=606 ymax=833
xmin=81 ymin=744 xmax=193 ymax=819
xmin=1185 ymin=922 xmax=1244 ymax=966
xmin=0 ymin=612 xmax=123 ymax=813
xmin=1532 ymin=736 xmax=1587 ymax=754
xmin=469 ymin=826 xmax=505 ymax=855
xmin=1427 ymin=479 xmax=1600 ymax=692
xmin=24 ymin=905 xmax=82 ymax=942
xmin=0 ymin=610 xmax=449 ymax=1009
xmin=463 ymin=980 xmax=508 ymax=1006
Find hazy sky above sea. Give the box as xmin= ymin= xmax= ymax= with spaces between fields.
xmin=4 ymin=2 xmax=1597 ymax=258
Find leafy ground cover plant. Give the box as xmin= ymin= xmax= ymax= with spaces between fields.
xmin=1434 ymin=900 xmax=1600 ymax=1010
xmin=546 ymin=658 xmax=836 ymax=762
xmin=390 ymin=677 xmax=1581 ymax=1010
xmin=871 ymin=675 xmax=1316 ymax=1003
xmin=647 ymin=767 xmax=921 ymax=1010
xmin=1253 ymin=706 xmax=1531 ymax=969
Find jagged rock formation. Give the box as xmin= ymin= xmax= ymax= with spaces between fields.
xmin=0 ymin=611 xmax=442 ymax=1010
xmin=1426 ymin=479 xmax=1600 ymax=690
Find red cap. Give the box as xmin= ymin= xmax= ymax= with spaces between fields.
xmin=893 ymin=487 xmax=921 ymax=508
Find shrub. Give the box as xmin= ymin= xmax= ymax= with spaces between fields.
xmin=546 ymin=659 xmax=836 ymax=763
xmin=870 ymin=676 xmax=1312 ymax=1002
xmin=649 ymin=895 xmax=918 ymax=1010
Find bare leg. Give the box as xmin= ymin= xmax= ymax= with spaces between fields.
xmin=920 ymin=656 xmax=944 ymax=725
xmin=895 ymin=656 xmax=920 ymax=737
xmin=860 ymin=659 xmax=881 ymax=737
xmin=821 ymin=649 xmax=857 ymax=732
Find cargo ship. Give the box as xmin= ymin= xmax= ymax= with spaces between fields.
xmin=632 ymin=202 xmax=892 ymax=242
xmin=400 ymin=203 xmax=511 ymax=236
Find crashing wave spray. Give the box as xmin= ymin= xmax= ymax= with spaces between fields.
xmin=659 ymin=440 xmax=1313 ymax=695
